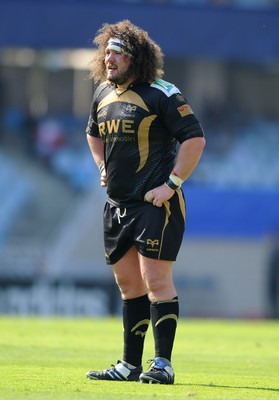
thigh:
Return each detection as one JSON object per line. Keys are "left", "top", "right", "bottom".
{"left": 139, "top": 255, "right": 177, "bottom": 302}
{"left": 112, "top": 246, "right": 147, "bottom": 300}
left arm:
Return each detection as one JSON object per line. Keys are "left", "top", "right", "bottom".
{"left": 144, "top": 136, "right": 205, "bottom": 207}
{"left": 172, "top": 136, "right": 206, "bottom": 181}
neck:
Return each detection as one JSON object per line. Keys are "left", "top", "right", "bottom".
{"left": 116, "top": 77, "right": 135, "bottom": 92}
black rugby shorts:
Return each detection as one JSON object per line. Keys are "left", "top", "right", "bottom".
{"left": 103, "top": 190, "right": 186, "bottom": 265}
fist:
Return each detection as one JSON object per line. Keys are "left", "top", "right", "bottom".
{"left": 144, "top": 184, "right": 174, "bottom": 207}
{"left": 100, "top": 169, "right": 107, "bottom": 187}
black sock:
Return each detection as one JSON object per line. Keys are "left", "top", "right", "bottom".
{"left": 150, "top": 297, "right": 179, "bottom": 362}
{"left": 122, "top": 294, "right": 150, "bottom": 367}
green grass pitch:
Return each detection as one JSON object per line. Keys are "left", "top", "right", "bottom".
{"left": 0, "top": 316, "right": 278, "bottom": 399}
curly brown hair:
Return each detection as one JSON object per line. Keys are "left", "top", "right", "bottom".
{"left": 90, "top": 20, "right": 164, "bottom": 84}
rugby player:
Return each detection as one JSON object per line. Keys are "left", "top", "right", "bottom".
{"left": 85, "top": 20, "right": 205, "bottom": 384}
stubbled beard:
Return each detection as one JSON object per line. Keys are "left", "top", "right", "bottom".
{"left": 107, "top": 64, "right": 134, "bottom": 85}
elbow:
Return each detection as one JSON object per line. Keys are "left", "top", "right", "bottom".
{"left": 200, "top": 136, "right": 206, "bottom": 150}
{"left": 190, "top": 135, "right": 206, "bottom": 152}
{"left": 86, "top": 133, "right": 92, "bottom": 143}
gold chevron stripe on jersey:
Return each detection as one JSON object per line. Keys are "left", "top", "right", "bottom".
{"left": 96, "top": 89, "right": 158, "bottom": 172}
{"left": 136, "top": 115, "right": 157, "bottom": 172}
{"left": 97, "top": 90, "right": 150, "bottom": 113}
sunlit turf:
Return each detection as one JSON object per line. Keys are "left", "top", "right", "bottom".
{"left": 0, "top": 316, "right": 278, "bottom": 399}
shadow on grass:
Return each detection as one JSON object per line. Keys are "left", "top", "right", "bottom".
{"left": 185, "top": 383, "right": 279, "bottom": 392}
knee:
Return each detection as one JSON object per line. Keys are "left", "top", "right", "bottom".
{"left": 145, "top": 273, "right": 165, "bottom": 296}
{"left": 114, "top": 275, "right": 131, "bottom": 296}
{"left": 114, "top": 275, "right": 146, "bottom": 299}
{"left": 143, "top": 271, "right": 176, "bottom": 302}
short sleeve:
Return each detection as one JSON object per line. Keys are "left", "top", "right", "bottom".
{"left": 159, "top": 92, "right": 205, "bottom": 144}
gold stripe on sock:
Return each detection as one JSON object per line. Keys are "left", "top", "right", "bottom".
{"left": 155, "top": 314, "right": 178, "bottom": 327}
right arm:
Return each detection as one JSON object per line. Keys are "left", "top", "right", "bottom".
{"left": 87, "top": 134, "right": 107, "bottom": 187}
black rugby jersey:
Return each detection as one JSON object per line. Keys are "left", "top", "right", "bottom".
{"left": 86, "top": 79, "right": 204, "bottom": 206}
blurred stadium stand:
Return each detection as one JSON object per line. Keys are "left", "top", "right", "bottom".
{"left": 0, "top": 152, "right": 33, "bottom": 246}
{"left": 1, "top": 0, "right": 279, "bottom": 62}
{"left": 0, "top": 0, "right": 279, "bottom": 318}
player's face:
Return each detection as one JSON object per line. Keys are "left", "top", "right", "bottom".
{"left": 104, "top": 49, "right": 134, "bottom": 85}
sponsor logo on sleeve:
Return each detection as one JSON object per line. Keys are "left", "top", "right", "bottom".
{"left": 177, "top": 104, "right": 193, "bottom": 117}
